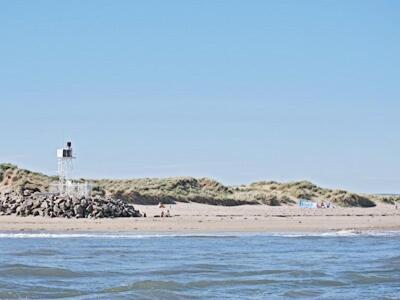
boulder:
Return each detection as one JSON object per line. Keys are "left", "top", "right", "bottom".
{"left": 0, "top": 191, "right": 142, "bottom": 219}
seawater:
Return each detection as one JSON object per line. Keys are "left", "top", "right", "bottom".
{"left": 0, "top": 231, "right": 399, "bottom": 299}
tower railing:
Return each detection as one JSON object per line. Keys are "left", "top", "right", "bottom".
{"left": 49, "top": 182, "right": 92, "bottom": 198}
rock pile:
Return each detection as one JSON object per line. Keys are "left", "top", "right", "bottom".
{"left": 0, "top": 191, "right": 142, "bottom": 218}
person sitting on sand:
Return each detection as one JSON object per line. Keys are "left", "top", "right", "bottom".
{"left": 166, "top": 210, "right": 171, "bottom": 217}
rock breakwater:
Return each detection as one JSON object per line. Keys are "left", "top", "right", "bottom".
{"left": 0, "top": 191, "right": 142, "bottom": 218}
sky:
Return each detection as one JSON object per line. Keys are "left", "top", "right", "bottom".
{"left": 1, "top": 0, "right": 399, "bottom": 193}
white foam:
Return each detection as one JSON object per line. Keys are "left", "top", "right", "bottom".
{"left": 0, "top": 232, "right": 242, "bottom": 239}
{"left": 0, "top": 233, "right": 168, "bottom": 239}
{"left": 0, "top": 230, "right": 399, "bottom": 239}
{"left": 269, "top": 230, "right": 400, "bottom": 237}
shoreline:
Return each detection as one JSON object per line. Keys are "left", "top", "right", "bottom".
{"left": 1, "top": 202, "right": 399, "bottom": 234}
{"left": 1, "top": 229, "right": 400, "bottom": 237}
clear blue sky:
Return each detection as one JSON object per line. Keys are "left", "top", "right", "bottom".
{"left": 1, "top": 1, "right": 399, "bottom": 193}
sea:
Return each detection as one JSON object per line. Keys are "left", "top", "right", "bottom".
{"left": 0, "top": 231, "right": 399, "bottom": 299}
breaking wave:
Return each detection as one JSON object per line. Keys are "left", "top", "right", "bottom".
{"left": 0, "top": 230, "right": 399, "bottom": 239}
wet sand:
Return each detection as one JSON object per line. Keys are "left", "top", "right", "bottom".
{"left": 0, "top": 202, "right": 399, "bottom": 233}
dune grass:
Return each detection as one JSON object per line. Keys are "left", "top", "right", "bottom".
{"left": 1, "top": 163, "right": 399, "bottom": 207}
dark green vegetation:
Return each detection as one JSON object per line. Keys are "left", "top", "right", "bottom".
{"left": 1, "top": 163, "right": 398, "bottom": 207}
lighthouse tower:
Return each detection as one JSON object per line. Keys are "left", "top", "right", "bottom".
{"left": 54, "top": 142, "right": 91, "bottom": 197}
{"left": 57, "top": 141, "right": 75, "bottom": 195}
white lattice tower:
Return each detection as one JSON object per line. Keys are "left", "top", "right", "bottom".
{"left": 57, "top": 142, "right": 75, "bottom": 195}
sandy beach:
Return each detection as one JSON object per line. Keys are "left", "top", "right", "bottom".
{"left": 1, "top": 202, "right": 399, "bottom": 233}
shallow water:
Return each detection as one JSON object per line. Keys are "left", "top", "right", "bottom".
{"left": 0, "top": 231, "right": 399, "bottom": 299}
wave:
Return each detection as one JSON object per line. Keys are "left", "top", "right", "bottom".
{"left": 104, "top": 280, "right": 185, "bottom": 293}
{"left": 268, "top": 230, "right": 400, "bottom": 237}
{"left": 0, "top": 230, "right": 399, "bottom": 239}
{"left": 0, "top": 233, "right": 172, "bottom": 239}
{"left": 0, "top": 263, "right": 92, "bottom": 278}
{"left": 0, "top": 232, "right": 244, "bottom": 239}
